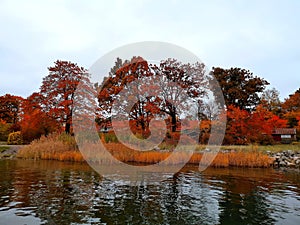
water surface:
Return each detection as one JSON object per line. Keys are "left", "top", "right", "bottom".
{"left": 0, "top": 160, "right": 299, "bottom": 224}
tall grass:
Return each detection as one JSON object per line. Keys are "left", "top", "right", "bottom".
{"left": 17, "top": 134, "right": 273, "bottom": 167}
{"left": 17, "top": 133, "right": 84, "bottom": 162}
{"left": 79, "top": 143, "right": 272, "bottom": 168}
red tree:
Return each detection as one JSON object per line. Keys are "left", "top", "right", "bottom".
{"left": 0, "top": 94, "right": 23, "bottom": 131}
{"left": 40, "top": 60, "right": 91, "bottom": 133}
{"left": 20, "top": 93, "right": 59, "bottom": 143}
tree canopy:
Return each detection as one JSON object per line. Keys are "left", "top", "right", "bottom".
{"left": 211, "top": 67, "right": 269, "bottom": 111}
{"left": 40, "top": 60, "right": 91, "bottom": 134}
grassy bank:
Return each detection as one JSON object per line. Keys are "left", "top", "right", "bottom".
{"left": 219, "top": 144, "right": 300, "bottom": 153}
{"left": 17, "top": 133, "right": 274, "bottom": 168}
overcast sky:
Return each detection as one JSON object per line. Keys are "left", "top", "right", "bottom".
{"left": 0, "top": 0, "right": 299, "bottom": 100}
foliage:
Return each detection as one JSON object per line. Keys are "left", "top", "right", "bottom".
{"left": 0, "top": 94, "right": 23, "bottom": 134}
{"left": 281, "top": 89, "right": 300, "bottom": 129}
{"left": 224, "top": 105, "right": 287, "bottom": 145}
{"left": 101, "top": 132, "right": 119, "bottom": 143}
{"left": 0, "top": 119, "right": 11, "bottom": 141}
{"left": 98, "top": 56, "right": 155, "bottom": 134}
{"left": 150, "top": 59, "right": 207, "bottom": 132}
{"left": 40, "top": 60, "right": 92, "bottom": 134}
{"left": 260, "top": 88, "right": 282, "bottom": 115}
{"left": 20, "top": 93, "right": 60, "bottom": 143}
{"left": 98, "top": 57, "right": 207, "bottom": 134}
{"left": 2, "top": 58, "right": 300, "bottom": 148}
{"left": 211, "top": 67, "right": 269, "bottom": 111}
{"left": 282, "top": 88, "right": 300, "bottom": 113}
{"left": 7, "top": 131, "right": 22, "bottom": 145}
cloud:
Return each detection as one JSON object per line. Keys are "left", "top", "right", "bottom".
{"left": 0, "top": 0, "right": 299, "bottom": 99}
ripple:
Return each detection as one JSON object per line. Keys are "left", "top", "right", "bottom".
{"left": 0, "top": 160, "right": 300, "bottom": 224}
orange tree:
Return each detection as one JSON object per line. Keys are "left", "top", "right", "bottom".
{"left": 282, "top": 88, "right": 300, "bottom": 128}
{"left": 97, "top": 56, "right": 156, "bottom": 135}
{"left": 0, "top": 94, "right": 23, "bottom": 133}
{"left": 20, "top": 92, "right": 59, "bottom": 143}
{"left": 98, "top": 57, "right": 207, "bottom": 134}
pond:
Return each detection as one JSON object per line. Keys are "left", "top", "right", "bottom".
{"left": 0, "top": 159, "right": 299, "bottom": 225}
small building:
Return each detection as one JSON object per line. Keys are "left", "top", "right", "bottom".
{"left": 272, "top": 128, "right": 297, "bottom": 144}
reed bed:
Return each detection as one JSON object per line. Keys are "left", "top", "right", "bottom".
{"left": 17, "top": 135, "right": 273, "bottom": 167}
{"left": 17, "top": 133, "right": 84, "bottom": 162}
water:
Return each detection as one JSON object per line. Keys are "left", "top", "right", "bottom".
{"left": 0, "top": 160, "right": 299, "bottom": 225}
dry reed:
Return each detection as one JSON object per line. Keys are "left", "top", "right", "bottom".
{"left": 17, "top": 136, "right": 273, "bottom": 167}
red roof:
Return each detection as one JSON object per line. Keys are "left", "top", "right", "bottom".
{"left": 272, "top": 128, "right": 296, "bottom": 135}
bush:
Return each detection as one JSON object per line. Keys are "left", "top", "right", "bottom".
{"left": 0, "top": 121, "right": 11, "bottom": 141}
{"left": 102, "top": 132, "right": 119, "bottom": 143}
{"left": 58, "top": 132, "right": 78, "bottom": 148}
{"left": 249, "top": 134, "right": 274, "bottom": 145}
{"left": 7, "top": 131, "right": 22, "bottom": 145}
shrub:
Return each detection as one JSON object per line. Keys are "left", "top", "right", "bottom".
{"left": 7, "top": 131, "right": 22, "bottom": 145}
{"left": 251, "top": 134, "right": 274, "bottom": 145}
{"left": 103, "top": 132, "right": 119, "bottom": 143}
{"left": 58, "top": 132, "right": 78, "bottom": 149}
{"left": 0, "top": 121, "right": 11, "bottom": 141}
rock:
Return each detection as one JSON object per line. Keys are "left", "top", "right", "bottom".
{"left": 287, "top": 150, "right": 294, "bottom": 155}
{"left": 153, "top": 146, "right": 160, "bottom": 151}
{"left": 268, "top": 150, "right": 300, "bottom": 168}
{"left": 293, "top": 156, "right": 299, "bottom": 161}
{"left": 279, "top": 161, "right": 286, "bottom": 167}
{"left": 287, "top": 162, "right": 296, "bottom": 167}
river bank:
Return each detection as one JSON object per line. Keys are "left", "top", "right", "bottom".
{"left": 0, "top": 145, "right": 23, "bottom": 159}
{"left": 269, "top": 150, "right": 300, "bottom": 168}
{"left": 2, "top": 140, "right": 300, "bottom": 169}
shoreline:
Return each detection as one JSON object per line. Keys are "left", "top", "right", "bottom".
{"left": 2, "top": 143, "right": 300, "bottom": 170}
{"left": 0, "top": 145, "right": 23, "bottom": 159}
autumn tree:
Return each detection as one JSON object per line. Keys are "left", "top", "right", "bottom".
{"left": 224, "top": 105, "right": 250, "bottom": 145}
{"left": 282, "top": 88, "right": 300, "bottom": 128}
{"left": 248, "top": 104, "right": 287, "bottom": 144}
{"left": 98, "top": 57, "right": 208, "bottom": 134}
{"left": 40, "top": 60, "right": 90, "bottom": 134}
{"left": 0, "top": 94, "right": 23, "bottom": 132}
{"left": 211, "top": 67, "right": 269, "bottom": 111}
{"left": 150, "top": 58, "right": 207, "bottom": 132}
{"left": 224, "top": 104, "right": 288, "bottom": 145}
{"left": 20, "top": 93, "right": 59, "bottom": 143}
{"left": 0, "top": 119, "right": 10, "bottom": 141}
{"left": 282, "top": 88, "right": 300, "bottom": 113}
{"left": 97, "top": 56, "right": 157, "bottom": 135}
{"left": 260, "top": 88, "right": 282, "bottom": 115}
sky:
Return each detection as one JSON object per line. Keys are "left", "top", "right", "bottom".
{"left": 0, "top": 0, "right": 299, "bottom": 100}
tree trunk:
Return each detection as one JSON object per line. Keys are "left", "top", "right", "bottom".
{"left": 65, "top": 122, "right": 71, "bottom": 134}
{"left": 171, "top": 113, "right": 177, "bottom": 132}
